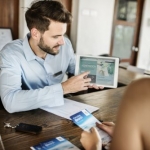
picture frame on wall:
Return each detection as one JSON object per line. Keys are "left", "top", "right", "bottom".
{"left": 0, "top": 28, "right": 13, "bottom": 51}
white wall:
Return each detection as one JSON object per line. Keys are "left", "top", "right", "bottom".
{"left": 19, "top": 0, "right": 31, "bottom": 38}
{"left": 70, "top": 0, "right": 115, "bottom": 56}
{"left": 137, "top": 0, "right": 150, "bottom": 70}
{"left": 70, "top": 0, "right": 79, "bottom": 51}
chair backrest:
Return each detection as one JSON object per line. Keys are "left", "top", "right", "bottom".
{"left": 0, "top": 69, "right": 4, "bottom": 109}
{"left": 0, "top": 97, "right": 4, "bottom": 110}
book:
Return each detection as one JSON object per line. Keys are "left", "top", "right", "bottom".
{"left": 30, "top": 136, "right": 80, "bottom": 150}
{"left": 70, "top": 109, "right": 111, "bottom": 144}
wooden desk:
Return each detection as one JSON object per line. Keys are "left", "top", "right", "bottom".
{"left": 0, "top": 87, "right": 126, "bottom": 150}
{"left": 118, "top": 68, "right": 150, "bottom": 85}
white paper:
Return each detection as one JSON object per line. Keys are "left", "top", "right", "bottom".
{"left": 41, "top": 98, "right": 99, "bottom": 120}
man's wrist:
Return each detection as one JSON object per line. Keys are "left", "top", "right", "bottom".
{"left": 61, "top": 82, "right": 68, "bottom": 94}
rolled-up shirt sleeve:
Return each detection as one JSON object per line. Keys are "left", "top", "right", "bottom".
{"left": 0, "top": 51, "right": 64, "bottom": 113}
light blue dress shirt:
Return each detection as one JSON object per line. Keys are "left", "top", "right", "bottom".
{"left": 0, "top": 34, "right": 75, "bottom": 113}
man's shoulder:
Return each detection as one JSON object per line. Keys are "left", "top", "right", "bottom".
{"left": 0, "top": 39, "right": 25, "bottom": 62}
{"left": 1, "top": 39, "right": 23, "bottom": 55}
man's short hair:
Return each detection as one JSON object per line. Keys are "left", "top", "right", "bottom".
{"left": 25, "top": 0, "right": 72, "bottom": 33}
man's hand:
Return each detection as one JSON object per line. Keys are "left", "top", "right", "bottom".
{"left": 61, "top": 71, "right": 91, "bottom": 94}
{"left": 80, "top": 127, "right": 102, "bottom": 150}
{"left": 88, "top": 84, "right": 104, "bottom": 90}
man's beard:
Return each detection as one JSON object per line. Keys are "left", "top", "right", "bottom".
{"left": 38, "top": 37, "right": 60, "bottom": 55}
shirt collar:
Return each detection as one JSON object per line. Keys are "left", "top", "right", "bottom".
{"left": 23, "top": 33, "right": 36, "bottom": 61}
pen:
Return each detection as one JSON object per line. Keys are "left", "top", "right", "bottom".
{"left": 0, "top": 135, "right": 5, "bottom": 150}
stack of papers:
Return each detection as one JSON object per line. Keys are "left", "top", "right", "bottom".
{"left": 41, "top": 98, "right": 99, "bottom": 120}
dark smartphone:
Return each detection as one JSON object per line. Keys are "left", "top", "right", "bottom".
{"left": 15, "top": 123, "right": 42, "bottom": 134}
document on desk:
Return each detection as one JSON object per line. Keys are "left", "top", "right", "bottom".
{"left": 41, "top": 98, "right": 99, "bottom": 120}
{"left": 31, "top": 136, "right": 80, "bottom": 150}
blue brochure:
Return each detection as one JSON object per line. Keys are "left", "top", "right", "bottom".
{"left": 70, "top": 109, "right": 111, "bottom": 144}
{"left": 30, "top": 136, "right": 80, "bottom": 150}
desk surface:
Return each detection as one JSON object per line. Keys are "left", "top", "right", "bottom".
{"left": 118, "top": 68, "right": 150, "bottom": 85}
{"left": 0, "top": 87, "right": 126, "bottom": 150}
{"left": 0, "top": 69, "right": 149, "bottom": 150}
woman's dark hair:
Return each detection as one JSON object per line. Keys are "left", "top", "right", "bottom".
{"left": 25, "top": 0, "right": 72, "bottom": 33}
